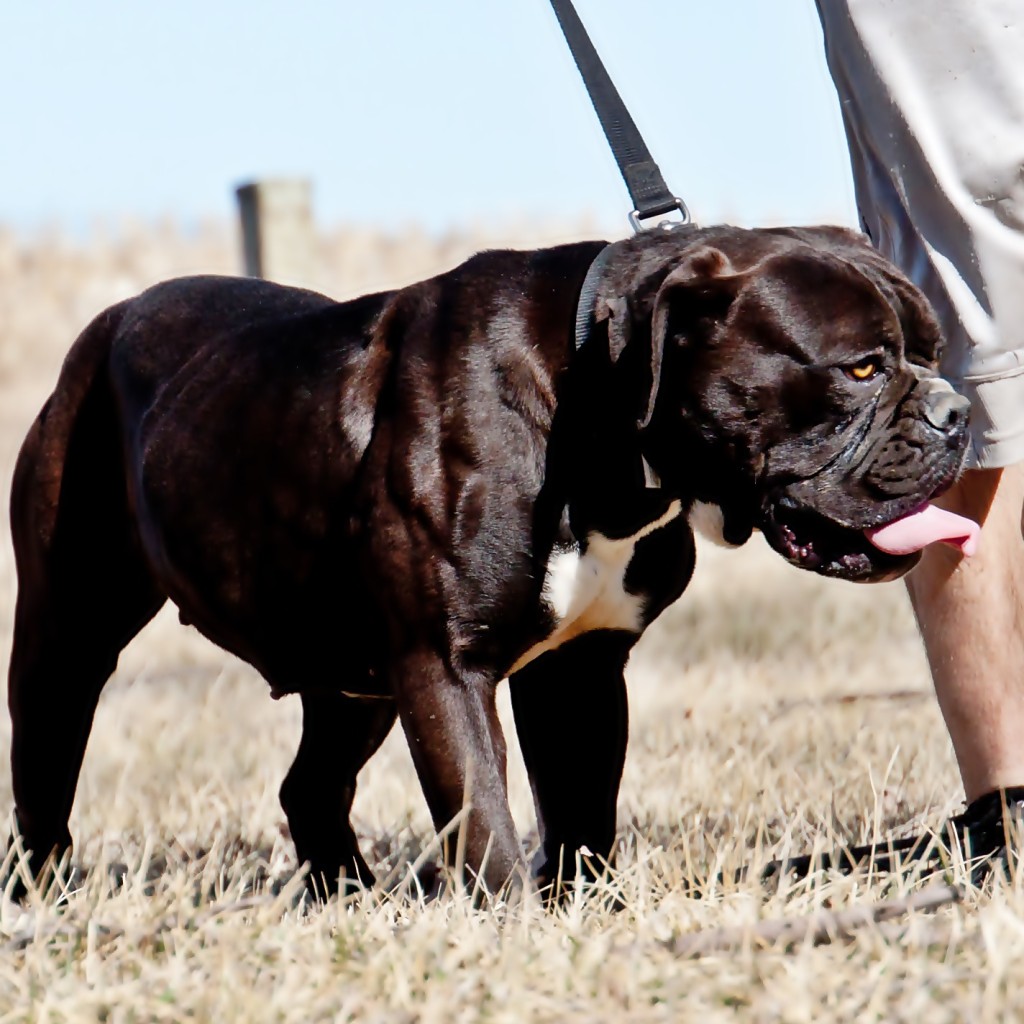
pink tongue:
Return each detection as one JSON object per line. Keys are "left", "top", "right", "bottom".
{"left": 865, "top": 504, "right": 980, "bottom": 557}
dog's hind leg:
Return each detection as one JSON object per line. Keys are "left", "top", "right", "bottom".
{"left": 6, "top": 307, "right": 165, "bottom": 897}
{"left": 509, "top": 631, "right": 633, "bottom": 897}
{"left": 279, "top": 691, "right": 396, "bottom": 898}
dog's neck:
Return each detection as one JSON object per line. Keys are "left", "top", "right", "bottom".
{"left": 553, "top": 237, "right": 759, "bottom": 549}
{"left": 640, "top": 418, "right": 759, "bottom": 547}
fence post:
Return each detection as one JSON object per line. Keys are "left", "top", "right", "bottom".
{"left": 235, "top": 179, "right": 315, "bottom": 287}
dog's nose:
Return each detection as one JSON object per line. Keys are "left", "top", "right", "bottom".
{"left": 922, "top": 388, "right": 970, "bottom": 433}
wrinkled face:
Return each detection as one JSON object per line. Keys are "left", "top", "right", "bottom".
{"left": 638, "top": 233, "right": 970, "bottom": 581}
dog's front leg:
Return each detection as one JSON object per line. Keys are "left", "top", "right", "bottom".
{"left": 393, "top": 650, "right": 523, "bottom": 897}
{"left": 509, "top": 630, "right": 633, "bottom": 895}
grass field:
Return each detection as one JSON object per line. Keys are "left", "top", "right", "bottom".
{"left": 0, "top": 221, "right": 1020, "bottom": 1022}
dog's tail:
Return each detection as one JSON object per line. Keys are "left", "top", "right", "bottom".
{"left": 10, "top": 300, "right": 134, "bottom": 572}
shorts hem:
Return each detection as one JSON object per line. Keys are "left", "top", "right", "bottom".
{"left": 961, "top": 373, "right": 1024, "bottom": 470}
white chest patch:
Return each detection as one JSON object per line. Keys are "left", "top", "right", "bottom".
{"left": 509, "top": 500, "right": 682, "bottom": 675}
{"left": 688, "top": 500, "right": 741, "bottom": 548}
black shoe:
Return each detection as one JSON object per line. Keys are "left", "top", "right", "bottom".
{"left": 761, "top": 786, "right": 1024, "bottom": 885}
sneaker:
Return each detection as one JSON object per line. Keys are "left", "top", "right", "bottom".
{"left": 761, "top": 786, "right": 1024, "bottom": 884}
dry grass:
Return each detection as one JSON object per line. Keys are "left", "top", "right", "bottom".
{"left": 0, "top": 220, "right": 1019, "bottom": 1022}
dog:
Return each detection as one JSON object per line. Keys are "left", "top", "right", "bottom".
{"left": 4, "top": 224, "right": 971, "bottom": 899}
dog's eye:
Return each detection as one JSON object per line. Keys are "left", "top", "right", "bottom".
{"left": 844, "top": 357, "right": 880, "bottom": 382}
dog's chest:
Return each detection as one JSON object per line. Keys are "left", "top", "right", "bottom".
{"left": 510, "top": 500, "right": 682, "bottom": 674}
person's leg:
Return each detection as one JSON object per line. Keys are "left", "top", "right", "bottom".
{"left": 815, "top": 0, "right": 1024, "bottom": 806}
{"left": 905, "top": 464, "right": 1024, "bottom": 803}
{"left": 761, "top": 463, "right": 1024, "bottom": 883}
{"left": 774, "top": 2, "right": 1024, "bottom": 880}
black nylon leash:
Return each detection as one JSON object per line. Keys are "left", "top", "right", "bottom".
{"left": 548, "top": 0, "right": 691, "bottom": 232}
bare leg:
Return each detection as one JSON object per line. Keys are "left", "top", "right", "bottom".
{"left": 760, "top": 467, "right": 1024, "bottom": 883}
{"left": 905, "top": 464, "right": 1024, "bottom": 801}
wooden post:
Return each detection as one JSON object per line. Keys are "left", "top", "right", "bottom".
{"left": 235, "top": 179, "right": 315, "bottom": 287}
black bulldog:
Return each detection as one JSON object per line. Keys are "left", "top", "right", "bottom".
{"left": 5, "top": 225, "right": 972, "bottom": 899}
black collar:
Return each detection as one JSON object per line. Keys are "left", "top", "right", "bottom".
{"left": 573, "top": 244, "right": 613, "bottom": 351}
{"left": 571, "top": 244, "right": 662, "bottom": 490}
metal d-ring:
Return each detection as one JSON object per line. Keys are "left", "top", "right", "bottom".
{"left": 628, "top": 197, "right": 692, "bottom": 234}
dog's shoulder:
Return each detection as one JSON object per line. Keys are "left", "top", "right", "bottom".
{"left": 447, "top": 241, "right": 609, "bottom": 284}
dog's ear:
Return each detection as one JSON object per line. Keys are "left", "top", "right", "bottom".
{"left": 888, "top": 274, "right": 945, "bottom": 372}
{"left": 605, "top": 246, "right": 743, "bottom": 429}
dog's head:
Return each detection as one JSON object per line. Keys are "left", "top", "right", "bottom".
{"left": 593, "top": 225, "right": 971, "bottom": 582}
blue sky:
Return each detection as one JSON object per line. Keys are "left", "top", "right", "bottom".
{"left": 2, "top": 0, "right": 859, "bottom": 236}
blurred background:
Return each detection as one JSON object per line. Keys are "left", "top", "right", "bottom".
{"left": 0, "top": 0, "right": 860, "bottom": 436}
{"left": 3, "top": 0, "right": 856, "bottom": 236}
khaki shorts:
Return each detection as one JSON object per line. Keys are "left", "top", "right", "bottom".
{"left": 816, "top": 0, "right": 1024, "bottom": 468}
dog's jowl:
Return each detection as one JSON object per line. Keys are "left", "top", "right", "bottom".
{"left": 5, "top": 225, "right": 975, "bottom": 899}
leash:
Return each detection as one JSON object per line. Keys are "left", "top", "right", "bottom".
{"left": 548, "top": 0, "right": 692, "bottom": 233}
{"left": 551, "top": 0, "right": 695, "bottom": 348}
{"left": 549, "top": 0, "right": 680, "bottom": 489}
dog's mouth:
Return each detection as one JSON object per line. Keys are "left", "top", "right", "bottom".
{"left": 762, "top": 496, "right": 979, "bottom": 581}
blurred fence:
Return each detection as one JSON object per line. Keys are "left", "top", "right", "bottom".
{"left": 236, "top": 180, "right": 316, "bottom": 288}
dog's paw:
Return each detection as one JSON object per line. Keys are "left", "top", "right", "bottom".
{"left": 0, "top": 890, "right": 36, "bottom": 943}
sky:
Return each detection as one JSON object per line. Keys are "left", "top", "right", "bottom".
{"left": 2, "top": 0, "right": 859, "bottom": 238}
